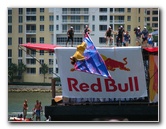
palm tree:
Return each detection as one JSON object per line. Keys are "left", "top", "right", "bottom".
{"left": 17, "top": 62, "right": 27, "bottom": 82}
{"left": 40, "top": 63, "right": 49, "bottom": 83}
{"left": 8, "top": 63, "right": 18, "bottom": 82}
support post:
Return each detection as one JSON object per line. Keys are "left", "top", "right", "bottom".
{"left": 51, "top": 78, "right": 56, "bottom": 105}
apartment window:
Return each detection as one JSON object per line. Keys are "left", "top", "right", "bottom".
{"left": 127, "top": 25, "right": 131, "bottom": 31}
{"left": 56, "top": 15, "right": 59, "bottom": 20}
{"left": 99, "top": 8, "right": 107, "bottom": 12}
{"left": 152, "top": 17, "right": 158, "bottom": 21}
{"left": 18, "top": 37, "right": 23, "bottom": 44}
{"left": 84, "top": 16, "right": 88, "bottom": 22}
{"left": 92, "top": 25, "right": 95, "bottom": 31}
{"left": 39, "top": 59, "right": 44, "bottom": 64}
{"left": 49, "top": 59, "right": 53, "bottom": 65}
{"left": 8, "top": 59, "right": 12, "bottom": 66}
{"left": 92, "top": 15, "right": 95, "bottom": 21}
{"left": 19, "top": 16, "right": 23, "bottom": 23}
{"left": 147, "top": 17, "right": 150, "bottom": 21}
{"left": 18, "top": 59, "right": 22, "bottom": 64}
{"left": 152, "top": 23, "right": 158, "bottom": 27}
{"left": 26, "top": 16, "right": 36, "bottom": 21}
{"left": 49, "top": 68, "right": 53, "bottom": 74}
{"left": 152, "top": 11, "right": 158, "bottom": 15}
{"left": 138, "top": 17, "right": 140, "bottom": 22}
{"left": 27, "top": 68, "right": 36, "bottom": 74}
{"left": 8, "top": 10, "right": 12, "bottom": 15}
{"left": 40, "top": 16, "right": 44, "bottom": 21}
{"left": 138, "top": 8, "right": 140, "bottom": 14}
{"left": 56, "top": 68, "right": 58, "bottom": 73}
{"left": 49, "top": 25, "right": 54, "bottom": 31}
{"left": 127, "top": 8, "right": 131, "bottom": 12}
{"left": 31, "top": 38, "right": 36, "bottom": 43}
{"left": 18, "top": 49, "right": 22, "bottom": 57}
{"left": 147, "top": 23, "right": 150, "bottom": 26}
{"left": 8, "top": 37, "right": 12, "bottom": 45}
{"left": 18, "top": 25, "right": 23, "bottom": 33}
{"left": 8, "top": 49, "right": 12, "bottom": 57}
{"left": 84, "top": 8, "right": 89, "bottom": 14}
{"left": 26, "top": 59, "right": 36, "bottom": 65}
{"left": 40, "top": 25, "right": 44, "bottom": 31}
{"left": 40, "top": 50, "right": 44, "bottom": 55}
{"left": 99, "top": 25, "right": 107, "bottom": 31}
{"left": 99, "top": 37, "right": 106, "bottom": 44}
{"left": 26, "top": 37, "right": 36, "bottom": 43}
{"left": 40, "top": 8, "right": 44, "bottom": 12}
{"left": 99, "top": 16, "right": 107, "bottom": 21}
{"left": 40, "top": 37, "right": 44, "bottom": 43}
{"left": 147, "top": 11, "right": 150, "bottom": 15}
{"left": 49, "top": 15, "right": 54, "bottom": 21}
{"left": 8, "top": 16, "right": 12, "bottom": 23}
{"left": 56, "top": 25, "right": 59, "bottom": 31}
{"left": 49, "top": 52, "right": 53, "bottom": 56}
{"left": 30, "top": 50, "right": 36, "bottom": 56}
{"left": 127, "top": 16, "right": 131, "bottom": 21}
{"left": 18, "top": 8, "right": 23, "bottom": 14}
{"left": 110, "top": 8, "right": 113, "bottom": 12}
{"left": 62, "top": 25, "right": 67, "bottom": 32}
{"left": 8, "top": 25, "right": 12, "bottom": 33}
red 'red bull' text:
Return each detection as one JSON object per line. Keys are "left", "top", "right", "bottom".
{"left": 67, "top": 77, "right": 139, "bottom": 92}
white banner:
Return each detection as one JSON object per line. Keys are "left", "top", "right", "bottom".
{"left": 55, "top": 47, "right": 147, "bottom": 99}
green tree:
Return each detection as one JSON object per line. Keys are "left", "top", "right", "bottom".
{"left": 8, "top": 63, "right": 18, "bottom": 82}
{"left": 40, "top": 63, "right": 49, "bottom": 83}
{"left": 17, "top": 62, "right": 27, "bottom": 82}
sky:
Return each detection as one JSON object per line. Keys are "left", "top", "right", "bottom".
{"left": 1, "top": 0, "right": 164, "bottom": 128}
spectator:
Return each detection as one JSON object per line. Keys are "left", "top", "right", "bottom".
{"left": 117, "top": 25, "right": 125, "bottom": 47}
{"left": 142, "top": 26, "right": 149, "bottom": 47}
{"left": 147, "top": 33, "right": 153, "bottom": 47}
{"left": 66, "top": 26, "right": 74, "bottom": 47}
{"left": 84, "top": 25, "right": 91, "bottom": 37}
{"left": 123, "top": 31, "right": 130, "bottom": 46}
{"left": 135, "top": 27, "right": 142, "bottom": 46}
{"left": 105, "top": 26, "right": 113, "bottom": 46}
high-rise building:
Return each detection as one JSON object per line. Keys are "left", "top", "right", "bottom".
{"left": 8, "top": 8, "right": 159, "bottom": 83}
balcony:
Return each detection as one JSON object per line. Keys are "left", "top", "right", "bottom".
{"left": 62, "top": 19, "right": 89, "bottom": 24}
{"left": 26, "top": 30, "right": 36, "bottom": 34}
{"left": 26, "top": 11, "right": 36, "bottom": 15}
{"left": 114, "top": 20, "right": 125, "bottom": 24}
{"left": 62, "top": 11, "right": 89, "bottom": 15}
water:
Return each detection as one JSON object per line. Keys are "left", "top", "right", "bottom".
{"left": 8, "top": 92, "right": 52, "bottom": 121}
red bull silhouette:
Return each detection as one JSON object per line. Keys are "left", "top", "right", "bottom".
{"left": 101, "top": 54, "right": 130, "bottom": 71}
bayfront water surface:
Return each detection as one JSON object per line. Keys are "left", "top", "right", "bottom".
{"left": 8, "top": 92, "right": 52, "bottom": 121}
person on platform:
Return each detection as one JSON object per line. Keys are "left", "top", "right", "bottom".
{"left": 84, "top": 25, "right": 91, "bottom": 37}
{"left": 105, "top": 26, "right": 113, "bottom": 46}
{"left": 66, "top": 26, "right": 74, "bottom": 47}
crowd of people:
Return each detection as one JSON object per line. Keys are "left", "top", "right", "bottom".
{"left": 65, "top": 24, "right": 155, "bottom": 47}
{"left": 22, "top": 99, "right": 43, "bottom": 121}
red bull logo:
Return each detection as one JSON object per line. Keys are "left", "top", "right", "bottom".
{"left": 101, "top": 54, "right": 130, "bottom": 71}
